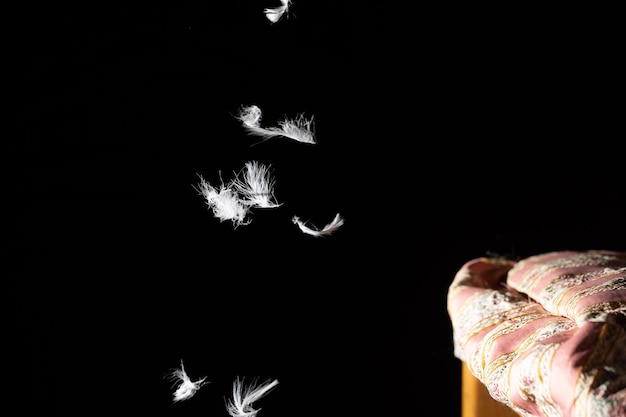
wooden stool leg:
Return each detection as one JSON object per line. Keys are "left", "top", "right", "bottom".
{"left": 461, "top": 362, "right": 520, "bottom": 417}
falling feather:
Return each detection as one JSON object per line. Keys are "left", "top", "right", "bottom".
{"left": 194, "top": 174, "right": 250, "bottom": 227}
{"left": 236, "top": 104, "right": 316, "bottom": 145}
{"left": 165, "top": 360, "right": 209, "bottom": 402}
{"left": 264, "top": 0, "right": 291, "bottom": 23}
{"left": 236, "top": 104, "right": 263, "bottom": 129}
{"left": 292, "top": 213, "right": 344, "bottom": 237}
{"left": 226, "top": 377, "right": 279, "bottom": 417}
{"left": 235, "top": 104, "right": 277, "bottom": 141}
{"left": 231, "top": 161, "right": 282, "bottom": 208}
{"left": 268, "top": 113, "right": 315, "bottom": 144}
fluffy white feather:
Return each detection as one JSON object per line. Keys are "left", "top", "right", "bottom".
{"left": 292, "top": 213, "right": 345, "bottom": 237}
{"left": 264, "top": 0, "right": 291, "bottom": 23}
{"left": 226, "top": 377, "right": 279, "bottom": 417}
{"left": 236, "top": 104, "right": 263, "bottom": 128}
{"left": 165, "top": 360, "right": 208, "bottom": 403}
{"left": 268, "top": 113, "right": 315, "bottom": 144}
{"left": 194, "top": 174, "right": 250, "bottom": 227}
{"left": 231, "top": 161, "right": 282, "bottom": 208}
{"left": 235, "top": 105, "right": 279, "bottom": 142}
{"left": 236, "top": 105, "right": 316, "bottom": 145}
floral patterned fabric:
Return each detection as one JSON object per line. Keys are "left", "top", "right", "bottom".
{"left": 447, "top": 250, "right": 626, "bottom": 417}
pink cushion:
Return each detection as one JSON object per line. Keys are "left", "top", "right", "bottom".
{"left": 448, "top": 250, "right": 626, "bottom": 416}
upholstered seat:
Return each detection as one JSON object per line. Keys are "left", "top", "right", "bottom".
{"left": 448, "top": 250, "right": 626, "bottom": 417}
{"left": 462, "top": 361, "right": 520, "bottom": 417}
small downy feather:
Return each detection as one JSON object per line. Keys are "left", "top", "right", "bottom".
{"left": 226, "top": 377, "right": 279, "bottom": 417}
{"left": 264, "top": 0, "right": 291, "bottom": 23}
{"left": 268, "top": 113, "right": 315, "bottom": 144}
{"left": 194, "top": 174, "right": 250, "bottom": 227}
{"left": 236, "top": 104, "right": 316, "bottom": 145}
{"left": 165, "top": 360, "right": 209, "bottom": 403}
{"left": 235, "top": 105, "right": 276, "bottom": 141}
{"left": 292, "top": 213, "right": 345, "bottom": 237}
{"left": 236, "top": 104, "right": 263, "bottom": 129}
{"left": 231, "top": 161, "right": 282, "bottom": 208}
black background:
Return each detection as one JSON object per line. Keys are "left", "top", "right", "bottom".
{"left": 7, "top": 2, "right": 621, "bottom": 416}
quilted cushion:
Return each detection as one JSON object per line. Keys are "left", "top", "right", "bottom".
{"left": 447, "top": 250, "right": 626, "bottom": 417}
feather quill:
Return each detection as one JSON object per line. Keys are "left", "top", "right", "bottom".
{"left": 226, "top": 377, "right": 279, "bottom": 417}
{"left": 292, "top": 213, "right": 345, "bottom": 237}
{"left": 264, "top": 0, "right": 291, "bottom": 23}
{"left": 236, "top": 104, "right": 316, "bottom": 145}
{"left": 165, "top": 360, "right": 208, "bottom": 403}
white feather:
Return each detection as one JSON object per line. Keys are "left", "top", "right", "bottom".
{"left": 268, "top": 113, "right": 315, "bottom": 144}
{"left": 235, "top": 105, "right": 279, "bottom": 141}
{"left": 292, "top": 213, "right": 345, "bottom": 237}
{"left": 226, "top": 377, "right": 279, "bottom": 417}
{"left": 264, "top": 0, "right": 291, "bottom": 23}
{"left": 194, "top": 174, "right": 250, "bottom": 227}
{"left": 236, "top": 104, "right": 263, "bottom": 128}
{"left": 236, "top": 105, "right": 316, "bottom": 145}
{"left": 165, "top": 360, "right": 208, "bottom": 403}
{"left": 231, "top": 161, "right": 282, "bottom": 208}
